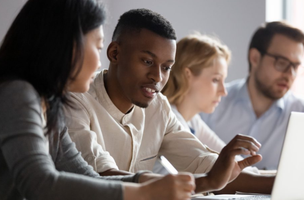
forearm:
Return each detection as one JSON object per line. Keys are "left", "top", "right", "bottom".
{"left": 215, "top": 172, "right": 274, "bottom": 194}
{"left": 100, "top": 168, "right": 133, "bottom": 176}
{"left": 194, "top": 173, "right": 218, "bottom": 193}
{"left": 123, "top": 183, "right": 146, "bottom": 200}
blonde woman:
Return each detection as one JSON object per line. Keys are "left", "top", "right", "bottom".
{"left": 162, "top": 33, "right": 259, "bottom": 174}
{"left": 162, "top": 33, "right": 230, "bottom": 152}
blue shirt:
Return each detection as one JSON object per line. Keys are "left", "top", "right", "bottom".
{"left": 200, "top": 78, "right": 304, "bottom": 170}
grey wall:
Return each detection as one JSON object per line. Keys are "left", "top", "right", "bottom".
{"left": 0, "top": 0, "right": 266, "bottom": 82}
{"left": 0, "top": 0, "right": 24, "bottom": 42}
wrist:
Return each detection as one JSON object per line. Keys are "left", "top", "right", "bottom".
{"left": 195, "top": 174, "right": 217, "bottom": 193}
{"left": 135, "top": 170, "right": 154, "bottom": 183}
{"left": 123, "top": 183, "right": 148, "bottom": 200}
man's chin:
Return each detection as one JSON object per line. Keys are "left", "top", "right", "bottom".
{"left": 133, "top": 100, "right": 150, "bottom": 108}
{"left": 265, "top": 90, "right": 287, "bottom": 100}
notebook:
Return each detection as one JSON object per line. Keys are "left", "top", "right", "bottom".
{"left": 192, "top": 111, "right": 304, "bottom": 200}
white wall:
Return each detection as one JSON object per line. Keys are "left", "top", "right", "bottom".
{"left": 0, "top": 0, "right": 266, "bottom": 82}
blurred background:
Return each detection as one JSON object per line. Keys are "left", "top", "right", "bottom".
{"left": 0, "top": 0, "right": 303, "bottom": 96}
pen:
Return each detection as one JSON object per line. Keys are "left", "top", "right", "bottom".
{"left": 158, "top": 155, "right": 178, "bottom": 174}
{"left": 158, "top": 155, "right": 195, "bottom": 195}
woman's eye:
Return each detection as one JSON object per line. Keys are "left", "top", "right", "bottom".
{"left": 212, "top": 78, "right": 219, "bottom": 83}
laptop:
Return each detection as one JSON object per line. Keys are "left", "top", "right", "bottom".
{"left": 192, "top": 111, "right": 304, "bottom": 200}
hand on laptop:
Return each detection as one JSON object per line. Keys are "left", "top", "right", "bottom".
{"left": 203, "top": 134, "right": 262, "bottom": 191}
{"left": 138, "top": 172, "right": 195, "bottom": 200}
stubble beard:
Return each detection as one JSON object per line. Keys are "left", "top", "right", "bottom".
{"left": 132, "top": 100, "right": 149, "bottom": 109}
{"left": 254, "top": 71, "right": 286, "bottom": 100}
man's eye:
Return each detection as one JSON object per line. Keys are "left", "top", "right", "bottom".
{"left": 143, "top": 60, "right": 153, "bottom": 66}
{"left": 163, "top": 66, "right": 172, "bottom": 71}
{"left": 277, "top": 59, "right": 289, "bottom": 67}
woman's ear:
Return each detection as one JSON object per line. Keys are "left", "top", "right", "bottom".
{"left": 107, "top": 42, "right": 120, "bottom": 63}
{"left": 184, "top": 67, "right": 193, "bottom": 80}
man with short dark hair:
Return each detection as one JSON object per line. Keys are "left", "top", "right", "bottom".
{"left": 201, "top": 21, "right": 304, "bottom": 170}
{"left": 65, "top": 8, "right": 274, "bottom": 194}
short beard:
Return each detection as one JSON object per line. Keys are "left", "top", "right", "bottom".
{"left": 132, "top": 100, "right": 149, "bottom": 108}
{"left": 254, "top": 72, "right": 285, "bottom": 100}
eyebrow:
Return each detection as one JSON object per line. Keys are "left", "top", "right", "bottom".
{"left": 141, "top": 50, "right": 175, "bottom": 63}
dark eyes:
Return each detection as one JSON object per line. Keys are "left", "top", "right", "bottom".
{"left": 143, "top": 59, "right": 153, "bottom": 66}
{"left": 142, "top": 59, "right": 171, "bottom": 72}
{"left": 163, "top": 66, "right": 172, "bottom": 71}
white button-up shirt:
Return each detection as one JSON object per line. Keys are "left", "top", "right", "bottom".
{"left": 65, "top": 70, "right": 218, "bottom": 174}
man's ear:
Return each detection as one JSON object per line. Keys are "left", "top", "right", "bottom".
{"left": 249, "top": 48, "right": 261, "bottom": 70}
{"left": 107, "top": 41, "right": 120, "bottom": 63}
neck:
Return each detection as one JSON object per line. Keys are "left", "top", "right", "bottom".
{"left": 104, "top": 67, "right": 133, "bottom": 114}
{"left": 175, "top": 96, "right": 198, "bottom": 122}
{"left": 247, "top": 76, "right": 275, "bottom": 118}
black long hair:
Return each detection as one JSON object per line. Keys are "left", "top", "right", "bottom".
{"left": 0, "top": 0, "right": 106, "bottom": 134}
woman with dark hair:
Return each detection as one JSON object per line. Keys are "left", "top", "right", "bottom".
{"left": 0, "top": 0, "right": 194, "bottom": 200}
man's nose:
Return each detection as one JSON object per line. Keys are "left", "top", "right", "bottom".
{"left": 148, "top": 65, "right": 162, "bottom": 83}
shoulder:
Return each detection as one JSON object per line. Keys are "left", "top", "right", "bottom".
{"left": 225, "top": 78, "right": 246, "bottom": 93}
{"left": 0, "top": 80, "right": 40, "bottom": 103}
{"left": 149, "top": 92, "right": 171, "bottom": 112}
{"left": 190, "top": 114, "right": 208, "bottom": 128}
{"left": 0, "top": 80, "right": 43, "bottom": 131}
{"left": 220, "top": 78, "right": 247, "bottom": 104}
{"left": 69, "top": 92, "right": 96, "bottom": 109}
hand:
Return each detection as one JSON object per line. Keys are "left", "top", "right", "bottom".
{"left": 138, "top": 172, "right": 162, "bottom": 183}
{"left": 206, "top": 134, "right": 262, "bottom": 191}
{"left": 141, "top": 173, "right": 195, "bottom": 200}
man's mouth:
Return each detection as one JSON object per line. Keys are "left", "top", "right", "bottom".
{"left": 145, "top": 87, "right": 156, "bottom": 93}
{"left": 142, "top": 86, "right": 159, "bottom": 99}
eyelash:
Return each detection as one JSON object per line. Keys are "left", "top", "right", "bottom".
{"left": 143, "top": 59, "right": 153, "bottom": 66}
{"left": 142, "top": 59, "right": 171, "bottom": 72}
{"left": 163, "top": 66, "right": 171, "bottom": 71}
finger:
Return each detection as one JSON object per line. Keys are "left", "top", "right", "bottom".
{"left": 228, "top": 139, "right": 260, "bottom": 153}
{"left": 181, "top": 182, "right": 195, "bottom": 193}
{"left": 175, "top": 175, "right": 196, "bottom": 194}
{"left": 177, "top": 190, "right": 192, "bottom": 200}
{"left": 237, "top": 154, "right": 262, "bottom": 170}
{"left": 178, "top": 178, "right": 195, "bottom": 192}
{"left": 232, "top": 134, "right": 261, "bottom": 148}
{"left": 176, "top": 173, "right": 194, "bottom": 182}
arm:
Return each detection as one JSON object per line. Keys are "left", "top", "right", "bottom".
{"left": 64, "top": 92, "right": 120, "bottom": 173}
{"left": 160, "top": 104, "right": 218, "bottom": 174}
{"left": 124, "top": 173, "right": 195, "bottom": 200}
{"left": 194, "top": 134, "right": 266, "bottom": 193}
{"left": 215, "top": 171, "right": 274, "bottom": 194}
{"left": 0, "top": 81, "right": 196, "bottom": 200}
{"left": 0, "top": 81, "right": 125, "bottom": 200}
